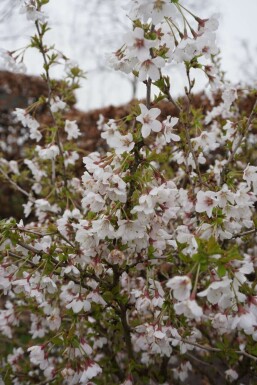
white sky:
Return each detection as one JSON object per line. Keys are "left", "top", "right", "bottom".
{"left": 0, "top": 0, "right": 257, "bottom": 111}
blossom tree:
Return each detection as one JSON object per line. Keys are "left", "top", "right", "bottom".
{"left": 0, "top": 1, "right": 257, "bottom": 385}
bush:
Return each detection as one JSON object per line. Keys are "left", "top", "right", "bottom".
{"left": 0, "top": 1, "right": 257, "bottom": 384}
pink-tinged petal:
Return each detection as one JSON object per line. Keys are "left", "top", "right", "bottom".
{"left": 152, "top": 56, "right": 166, "bottom": 68}
{"left": 136, "top": 115, "right": 144, "bottom": 124}
{"left": 83, "top": 300, "right": 91, "bottom": 312}
{"left": 138, "top": 49, "right": 151, "bottom": 62}
{"left": 154, "top": 330, "right": 165, "bottom": 339}
{"left": 171, "top": 133, "right": 180, "bottom": 141}
{"left": 138, "top": 66, "right": 148, "bottom": 81}
{"left": 148, "top": 65, "right": 160, "bottom": 81}
{"left": 151, "top": 120, "right": 162, "bottom": 132}
{"left": 149, "top": 107, "right": 161, "bottom": 120}
{"left": 134, "top": 27, "right": 144, "bottom": 39}
{"left": 142, "top": 124, "right": 151, "bottom": 138}
{"left": 169, "top": 117, "right": 179, "bottom": 126}
{"left": 139, "top": 103, "right": 148, "bottom": 115}
{"left": 73, "top": 300, "right": 84, "bottom": 313}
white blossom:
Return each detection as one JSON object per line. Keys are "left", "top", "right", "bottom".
{"left": 136, "top": 104, "right": 162, "bottom": 138}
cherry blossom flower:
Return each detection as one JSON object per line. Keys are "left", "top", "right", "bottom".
{"left": 64, "top": 150, "right": 80, "bottom": 166}
{"left": 128, "top": 0, "right": 178, "bottom": 24}
{"left": 225, "top": 369, "right": 238, "bottom": 382}
{"left": 0, "top": 49, "right": 26, "bottom": 73}
{"left": 201, "top": 14, "right": 220, "bottom": 32}
{"left": 166, "top": 276, "right": 192, "bottom": 301}
{"left": 195, "top": 190, "right": 218, "bottom": 218}
{"left": 64, "top": 120, "right": 81, "bottom": 140}
{"left": 125, "top": 27, "right": 155, "bottom": 61}
{"left": 63, "top": 265, "right": 80, "bottom": 276}
{"left": 82, "top": 192, "right": 105, "bottom": 213}
{"left": 13, "top": 108, "right": 42, "bottom": 142}
{"left": 217, "top": 184, "right": 235, "bottom": 208}
{"left": 231, "top": 311, "right": 257, "bottom": 335}
{"left": 174, "top": 299, "right": 203, "bottom": 320}
{"left": 136, "top": 103, "right": 162, "bottom": 138}
{"left": 112, "top": 133, "right": 135, "bottom": 155}
{"left": 191, "top": 130, "right": 219, "bottom": 152}
{"left": 66, "top": 297, "right": 91, "bottom": 313}
{"left": 173, "top": 361, "right": 192, "bottom": 382}
{"left": 107, "top": 50, "right": 137, "bottom": 74}
{"left": 20, "top": 2, "right": 47, "bottom": 22}
{"left": 107, "top": 249, "right": 126, "bottom": 266}
{"left": 137, "top": 56, "right": 165, "bottom": 81}
{"left": 36, "top": 144, "right": 60, "bottom": 160}
{"left": 80, "top": 361, "right": 102, "bottom": 383}
{"left": 7, "top": 347, "right": 24, "bottom": 369}
{"left": 116, "top": 219, "right": 145, "bottom": 243}
{"left": 47, "top": 308, "right": 61, "bottom": 331}
{"left": 243, "top": 164, "right": 257, "bottom": 193}
{"left": 197, "top": 278, "right": 232, "bottom": 306}
{"left": 50, "top": 96, "right": 66, "bottom": 112}
{"left": 163, "top": 116, "right": 180, "bottom": 143}
{"left": 28, "top": 345, "right": 48, "bottom": 370}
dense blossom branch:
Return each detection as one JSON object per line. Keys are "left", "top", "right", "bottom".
{"left": 0, "top": 1, "right": 257, "bottom": 385}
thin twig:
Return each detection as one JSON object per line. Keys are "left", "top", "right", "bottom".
{"left": 232, "top": 228, "right": 257, "bottom": 239}
{"left": 17, "top": 241, "right": 44, "bottom": 256}
{"left": 7, "top": 251, "right": 37, "bottom": 268}
{"left": 161, "top": 74, "right": 203, "bottom": 185}
{"left": 221, "top": 97, "right": 257, "bottom": 184}
{"left": 177, "top": 338, "right": 257, "bottom": 362}
{"left": 146, "top": 78, "right": 152, "bottom": 109}
{"left": 164, "top": 83, "right": 182, "bottom": 114}
{"left": 183, "top": 122, "right": 203, "bottom": 185}
{"left": 186, "top": 352, "right": 213, "bottom": 367}
{"left": 35, "top": 21, "right": 68, "bottom": 188}
{"left": 0, "top": 167, "right": 33, "bottom": 200}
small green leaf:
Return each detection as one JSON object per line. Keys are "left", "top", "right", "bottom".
{"left": 217, "top": 265, "right": 227, "bottom": 278}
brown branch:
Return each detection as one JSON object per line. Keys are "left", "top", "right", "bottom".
{"left": 146, "top": 77, "right": 152, "bottom": 109}
{"left": 7, "top": 251, "right": 37, "bottom": 268}
{"left": 119, "top": 301, "right": 134, "bottom": 361}
{"left": 17, "top": 240, "right": 44, "bottom": 256}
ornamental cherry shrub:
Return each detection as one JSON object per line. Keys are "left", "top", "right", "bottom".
{"left": 0, "top": 1, "right": 257, "bottom": 384}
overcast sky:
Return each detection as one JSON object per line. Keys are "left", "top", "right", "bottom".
{"left": 0, "top": 0, "right": 257, "bottom": 111}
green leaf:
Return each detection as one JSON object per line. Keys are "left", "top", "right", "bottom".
{"left": 51, "top": 337, "right": 64, "bottom": 346}
{"left": 217, "top": 264, "right": 227, "bottom": 278}
{"left": 153, "top": 92, "right": 166, "bottom": 104}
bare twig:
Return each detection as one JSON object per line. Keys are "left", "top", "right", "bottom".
{"left": 221, "top": 97, "right": 257, "bottom": 184}
{"left": 7, "top": 251, "right": 37, "bottom": 268}
{"left": 35, "top": 21, "right": 68, "bottom": 188}
{"left": 161, "top": 74, "right": 203, "bottom": 185}
{"left": 177, "top": 338, "right": 257, "bottom": 362}
{"left": 0, "top": 166, "right": 33, "bottom": 200}
{"left": 232, "top": 228, "right": 257, "bottom": 239}
{"left": 183, "top": 121, "right": 203, "bottom": 186}
{"left": 146, "top": 77, "right": 152, "bottom": 109}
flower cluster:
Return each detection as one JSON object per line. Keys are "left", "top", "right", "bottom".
{"left": 109, "top": 0, "right": 219, "bottom": 86}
